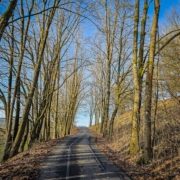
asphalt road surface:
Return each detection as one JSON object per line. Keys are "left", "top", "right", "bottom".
{"left": 38, "top": 127, "right": 131, "bottom": 180}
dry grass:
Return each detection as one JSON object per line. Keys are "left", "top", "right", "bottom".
{"left": 90, "top": 97, "right": 180, "bottom": 179}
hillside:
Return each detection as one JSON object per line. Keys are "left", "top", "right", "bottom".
{"left": 90, "top": 97, "right": 180, "bottom": 179}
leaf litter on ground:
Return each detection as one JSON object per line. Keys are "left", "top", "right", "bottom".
{"left": 0, "top": 128, "right": 79, "bottom": 180}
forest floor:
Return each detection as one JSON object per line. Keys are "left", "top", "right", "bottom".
{"left": 90, "top": 130, "right": 180, "bottom": 180}
{"left": 0, "top": 128, "right": 79, "bottom": 180}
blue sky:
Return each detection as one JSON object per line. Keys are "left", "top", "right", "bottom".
{"left": 76, "top": 0, "right": 180, "bottom": 127}
{"left": 76, "top": 114, "right": 90, "bottom": 127}
{"left": 160, "top": 0, "right": 179, "bottom": 15}
{"left": 149, "top": 0, "right": 179, "bottom": 22}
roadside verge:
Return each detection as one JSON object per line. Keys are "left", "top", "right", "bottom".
{"left": 0, "top": 127, "right": 79, "bottom": 180}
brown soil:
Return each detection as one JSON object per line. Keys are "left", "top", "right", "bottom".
{"left": 0, "top": 128, "right": 79, "bottom": 180}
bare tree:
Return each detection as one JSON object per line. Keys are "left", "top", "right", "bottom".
{"left": 129, "top": 0, "right": 149, "bottom": 155}
{"left": 143, "top": 0, "right": 160, "bottom": 164}
{"left": 2, "top": 0, "right": 35, "bottom": 161}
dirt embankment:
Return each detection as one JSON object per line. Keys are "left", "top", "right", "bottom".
{"left": 91, "top": 130, "right": 180, "bottom": 180}
{"left": 90, "top": 98, "right": 180, "bottom": 180}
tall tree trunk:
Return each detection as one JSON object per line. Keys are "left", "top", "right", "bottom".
{"left": 103, "top": 58, "right": 111, "bottom": 137}
{"left": 100, "top": 100, "right": 105, "bottom": 133}
{"left": 8, "top": 3, "right": 58, "bottom": 158}
{"left": 103, "top": 0, "right": 118, "bottom": 137}
{"left": 130, "top": 0, "right": 148, "bottom": 155}
{"left": 137, "top": 0, "right": 148, "bottom": 142}
{"left": 6, "top": 18, "right": 14, "bottom": 132}
{"left": 108, "top": 17, "right": 124, "bottom": 138}
{"left": 2, "top": 0, "right": 33, "bottom": 161}
{"left": 143, "top": 0, "right": 160, "bottom": 164}
{"left": 0, "top": 0, "right": 17, "bottom": 40}
{"left": 129, "top": 0, "right": 140, "bottom": 155}
{"left": 29, "top": 58, "right": 58, "bottom": 145}
{"left": 19, "top": 120, "right": 29, "bottom": 152}
{"left": 13, "top": 77, "right": 20, "bottom": 141}
{"left": 54, "top": 67, "right": 60, "bottom": 138}
{"left": 95, "top": 109, "right": 99, "bottom": 131}
{"left": 109, "top": 104, "right": 118, "bottom": 138}
{"left": 89, "top": 113, "right": 93, "bottom": 127}
{"left": 45, "top": 109, "right": 51, "bottom": 141}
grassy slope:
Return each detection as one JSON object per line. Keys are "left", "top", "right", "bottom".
{"left": 91, "top": 98, "right": 180, "bottom": 179}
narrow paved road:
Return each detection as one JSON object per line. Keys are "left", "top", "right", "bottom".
{"left": 38, "top": 127, "right": 130, "bottom": 180}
